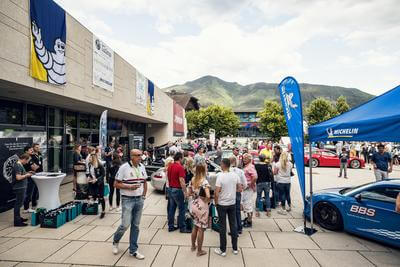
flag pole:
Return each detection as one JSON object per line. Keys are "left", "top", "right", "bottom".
{"left": 309, "top": 142, "right": 315, "bottom": 232}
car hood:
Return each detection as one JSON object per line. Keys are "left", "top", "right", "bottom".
{"left": 313, "top": 187, "right": 345, "bottom": 196}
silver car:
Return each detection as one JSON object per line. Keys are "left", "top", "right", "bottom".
{"left": 150, "top": 161, "right": 221, "bottom": 193}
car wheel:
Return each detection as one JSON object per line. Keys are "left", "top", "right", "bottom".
{"left": 350, "top": 160, "right": 361, "bottom": 169}
{"left": 313, "top": 201, "right": 343, "bottom": 231}
{"left": 311, "top": 158, "right": 319, "bottom": 168}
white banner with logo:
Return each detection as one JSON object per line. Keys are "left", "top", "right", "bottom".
{"left": 93, "top": 35, "right": 114, "bottom": 91}
{"left": 136, "top": 71, "right": 146, "bottom": 106}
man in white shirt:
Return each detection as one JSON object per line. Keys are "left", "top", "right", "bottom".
{"left": 229, "top": 156, "right": 246, "bottom": 234}
{"left": 112, "top": 149, "right": 147, "bottom": 260}
{"left": 214, "top": 158, "right": 240, "bottom": 257}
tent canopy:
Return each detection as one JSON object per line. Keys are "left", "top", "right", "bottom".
{"left": 309, "top": 85, "right": 400, "bottom": 142}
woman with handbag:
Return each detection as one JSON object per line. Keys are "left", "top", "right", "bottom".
{"left": 188, "top": 164, "right": 210, "bottom": 257}
{"left": 87, "top": 153, "right": 106, "bottom": 219}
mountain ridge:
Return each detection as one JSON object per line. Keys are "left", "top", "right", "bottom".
{"left": 164, "top": 75, "right": 374, "bottom": 110}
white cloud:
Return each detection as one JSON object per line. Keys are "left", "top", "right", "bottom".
{"left": 54, "top": 0, "right": 400, "bottom": 94}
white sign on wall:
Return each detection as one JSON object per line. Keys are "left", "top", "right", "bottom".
{"left": 136, "top": 71, "right": 146, "bottom": 106}
{"left": 93, "top": 35, "right": 114, "bottom": 91}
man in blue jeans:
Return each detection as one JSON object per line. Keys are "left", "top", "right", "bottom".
{"left": 167, "top": 152, "right": 191, "bottom": 233}
{"left": 112, "top": 149, "right": 147, "bottom": 260}
{"left": 229, "top": 156, "right": 246, "bottom": 235}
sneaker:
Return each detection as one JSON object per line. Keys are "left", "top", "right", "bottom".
{"left": 180, "top": 228, "right": 191, "bottom": 233}
{"left": 277, "top": 209, "right": 287, "bottom": 215}
{"left": 109, "top": 206, "right": 114, "bottom": 211}
{"left": 232, "top": 250, "right": 239, "bottom": 255}
{"left": 286, "top": 206, "right": 291, "bottom": 212}
{"left": 100, "top": 212, "right": 105, "bottom": 219}
{"left": 266, "top": 211, "right": 272, "bottom": 217}
{"left": 214, "top": 248, "right": 226, "bottom": 257}
{"left": 116, "top": 206, "right": 122, "bottom": 212}
{"left": 112, "top": 243, "right": 119, "bottom": 255}
{"left": 21, "top": 218, "right": 28, "bottom": 222}
{"left": 168, "top": 226, "right": 178, "bottom": 232}
{"left": 130, "top": 251, "right": 145, "bottom": 260}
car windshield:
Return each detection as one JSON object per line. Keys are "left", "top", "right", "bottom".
{"left": 339, "top": 181, "right": 376, "bottom": 195}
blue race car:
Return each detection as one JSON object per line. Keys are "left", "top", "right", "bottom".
{"left": 304, "top": 179, "right": 400, "bottom": 248}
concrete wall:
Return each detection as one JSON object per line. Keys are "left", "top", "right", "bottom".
{"left": 0, "top": 0, "right": 179, "bottom": 145}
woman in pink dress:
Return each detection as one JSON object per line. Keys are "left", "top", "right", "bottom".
{"left": 188, "top": 164, "right": 210, "bottom": 257}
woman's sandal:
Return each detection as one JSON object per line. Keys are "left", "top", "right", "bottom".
{"left": 197, "top": 250, "right": 207, "bottom": 257}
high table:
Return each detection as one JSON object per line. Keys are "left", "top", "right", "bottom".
{"left": 32, "top": 172, "right": 66, "bottom": 210}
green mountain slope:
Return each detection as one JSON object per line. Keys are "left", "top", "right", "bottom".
{"left": 164, "top": 75, "right": 374, "bottom": 110}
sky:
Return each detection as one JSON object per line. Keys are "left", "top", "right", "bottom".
{"left": 54, "top": 0, "right": 400, "bottom": 95}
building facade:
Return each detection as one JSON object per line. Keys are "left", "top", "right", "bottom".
{"left": 234, "top": 109, "right": 263, "bottom": 137}
{"left": 0, "top": 0, "right": 185, "bottom": 173}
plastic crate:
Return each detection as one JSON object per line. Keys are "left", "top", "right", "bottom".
{"left": 82, "top": 202, "right": 98, "bottom": 215}
{"left": 41, "top": 212, "right": 63, "bottom": 228}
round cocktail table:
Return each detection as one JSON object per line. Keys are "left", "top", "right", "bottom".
{"left": 32, "top": 172, "right": 66, "bottom": 210}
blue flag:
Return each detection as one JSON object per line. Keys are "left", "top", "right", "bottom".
{"left": 99, "top": 110, "right": 107, "bottom": 152}
{"left": 278, "top": 77, "right": 306, "bottom": 203}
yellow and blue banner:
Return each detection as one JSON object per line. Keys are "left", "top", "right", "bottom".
{"left": 30, "top": 0, "right": 66, "bottom": 85}
{"left": 147, "top": 80, "right": 155, "bottom": 115}
{"left": 278, "top": 77, "right": 306, "bottom": 203}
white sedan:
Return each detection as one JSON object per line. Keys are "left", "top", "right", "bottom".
{"left": 150, "top": 161, "right": 221, "bottom": 193}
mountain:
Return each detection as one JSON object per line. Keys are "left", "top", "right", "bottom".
{"left": 163, "top": 75, "right": 374, "bottom": 110}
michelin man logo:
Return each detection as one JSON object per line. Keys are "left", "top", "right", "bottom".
{"left": 32, "top": 21, "right": 66, "bottom": 85}
{"left": 326, "top": 128, "right": 334, "bottom": 137}
{"left": 286, "top": 93, "right": 298, "bottom": 109}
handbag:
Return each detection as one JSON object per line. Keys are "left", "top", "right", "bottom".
{"left": 210, "top": 203, "right": 220, "bottom": 232}
{"left": 103, "top": 183, "right": 110, "bottom": 197}
{"left": 74, "top": 164, "right": 86, "bottom": 171}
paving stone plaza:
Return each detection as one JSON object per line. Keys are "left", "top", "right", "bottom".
{"left": 0, "top": 166, "right": 399, "bottom": 267}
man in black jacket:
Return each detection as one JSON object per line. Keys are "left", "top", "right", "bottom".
{"left": 23, "top": 145, "right": 39, "bottom": 213}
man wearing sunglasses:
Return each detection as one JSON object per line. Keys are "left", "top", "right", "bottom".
{"left": 112, "top": 149, "right": 147, "bottom": 260}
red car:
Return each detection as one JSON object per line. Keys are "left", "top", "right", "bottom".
{"left": 304, "top": 149, "right": 365, "bottom": 169}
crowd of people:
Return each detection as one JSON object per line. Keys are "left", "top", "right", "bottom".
{"left": 10, "top": 137, "right": 399, "bottom": 261}
{"left": 161, "top": 139, "right": 293, "bottom": 258}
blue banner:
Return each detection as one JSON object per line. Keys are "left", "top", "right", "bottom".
{"left": 147, "top": 80, "right": 155, "bottom": 115}
{"left": 278, "top": 77, "right": 306, "bottom": 203}
{"left": 30, "top": 0, "right": 66, "bottom": 85}
{"left": 99, "top": 110, "right": 107, "bottom": 152}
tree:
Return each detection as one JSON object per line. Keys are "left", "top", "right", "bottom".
{"left": 306, "top": 97, "right": 338, "bottom": 125}
{"left": 257, "top": 100, "right": 288, "bottom": 141}
{"left": 335, "top": 95, "right": 350, "bottom": 114}
{"left": 185, "top": 110, "right": 201, "bottom": 137}
{"left": 185, "top": 105, "right": 240, "bottom": 138}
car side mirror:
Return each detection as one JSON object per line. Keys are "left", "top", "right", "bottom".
{"left": 355, "top": 193, "right": 362, "bottom": 203}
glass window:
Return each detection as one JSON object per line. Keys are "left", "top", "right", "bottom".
{"left": 108, "top": 118, "right": 122, "bottom": 130}
{"left": 65, "top": 128, "right": 77, "bottom": 147}
{"left": 361, "top": 187, "right": 400, "bottom": 203}
{"left": 0, "top": 99, "right": 22, "bottom": 125}
{"left": 49, "top": 108, "right": 63, "bottom": 127}
{"left": 48, "top": 128, "right": 63, "bottom": 147}
{"left": 48, "top": 147, "right": 64, "bottom": 172}
{"left": 79, "top": 113, "right": 90, "bottom": 129}
{"left": 66, "top": 111, "right": 77, "bottom": 129}
{"left": 91, "top": 133, "right": 99, "bottom": 145}
{"left": 27, "top": 104, "right": 45, "bottom": 126}
{"left": 91, "top": 115, "right": 99, "bottom": 130}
